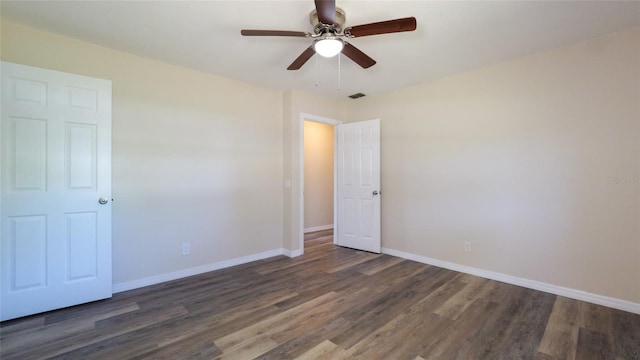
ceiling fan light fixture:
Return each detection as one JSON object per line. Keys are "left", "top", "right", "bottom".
{"left": 314, "top": 38, "right": 344, "bottom": 58}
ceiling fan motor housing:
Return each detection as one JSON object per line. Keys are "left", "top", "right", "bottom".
{"left": 310, "top": 7, "right": 346, "bottom": 34}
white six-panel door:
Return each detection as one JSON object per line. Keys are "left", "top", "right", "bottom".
{"left": 336, "top": 119, "right": 381, "bottom": 253}
{"left": 0, "top": 62, "right": 112, "bottom": 321}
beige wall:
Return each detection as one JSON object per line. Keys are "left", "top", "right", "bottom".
{"left": 303, "top": 121, "right": 334, "bottom": 230}
{"left": 1, "top": 21, "right": 284, "bottom": 285}
{"left": 346, "top": 28, "right": 640, "bottom": 303}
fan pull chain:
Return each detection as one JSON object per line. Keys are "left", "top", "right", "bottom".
{"left": 338, "top": 52, "right": 341, "bottom": 91}
{"left": 315, "top": 53, "right": 318, "bottom": 87}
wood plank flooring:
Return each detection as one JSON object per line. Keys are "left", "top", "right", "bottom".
{"left": 1, "top": 230, "right": 639, "bottom": 359}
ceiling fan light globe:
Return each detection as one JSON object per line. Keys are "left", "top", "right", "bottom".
{"left": 314, "top": 38, "right": 344, "bottom": 58}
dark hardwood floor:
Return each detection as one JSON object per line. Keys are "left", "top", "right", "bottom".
{"left": 1, "top": 230, "right": 639, "bottom": 359}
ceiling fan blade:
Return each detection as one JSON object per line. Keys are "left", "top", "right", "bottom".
{"left": 314, "top": 0, "right": 336, "bottom": 24}
{"left": 287, "top": 46, "right": 316, "bottom": 70}
{"left": 345, "top": 17, "right": 417, "bottom": 38}
{"left": 341, "top": 42, "right": 376, "bottom": 69}
{"left": 241, "top": 29, "right": 310, "bottom": 37}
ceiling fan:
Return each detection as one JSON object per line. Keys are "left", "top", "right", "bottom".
{"left": 240, "top": 0, "right": 417, "bottom": 70}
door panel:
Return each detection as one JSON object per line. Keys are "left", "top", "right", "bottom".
{"left": 66, "top": 122, "right": 97, "bottom": 190}
{"left": 11, "top": 117, "right": 48, "bottom": 191}
{"left": 66, "top": 212, "right": 99, "bottom": 281}
{"left": 11, "top": 77, "right": 47, "bottom": 105}
{"left": 1, "top": 61, "right": 112, "bottom": 321}
{"left": 336, "top": 119, "right": 381, "bottom": 253}
{"left": 11, "top": 215, "right": 48, "bottom": 290}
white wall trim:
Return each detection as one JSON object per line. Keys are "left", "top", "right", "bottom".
{"left": 298, "top": 113, "right": 342, "bottom": 257}
{"left": 304, "top": 224, "right": 334, "bottom": 233}
{"left": 283, "top": 248, "right": 304, "bottom": 258}
{"left": 382, "top": 247, "right": 640, "bottom": 315}
{"left": 113, "top": 248, "right": 285, "bottom": 293}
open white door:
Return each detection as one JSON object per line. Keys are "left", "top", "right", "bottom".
{"left": 336, "top": 119, "right": 380, "bottom": 253}
{"left": 1, "top": 62, "right": 112, "bottom": 321}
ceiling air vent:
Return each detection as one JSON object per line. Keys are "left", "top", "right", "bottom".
{"left": 348, "top": 92, "right": 366, "bottom": 99}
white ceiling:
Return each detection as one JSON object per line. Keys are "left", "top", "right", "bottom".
{"left": 2, "top": 1, "right": 639, "bottom": 100}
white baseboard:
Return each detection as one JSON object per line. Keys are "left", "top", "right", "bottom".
{"left": 382, "top": 247, "right": 640, "bottom": 315}
{"left": 112, "top": 248, "right": 285, "bottom": 293}
{"left": 283, "top": 248, "right": 303, "bottom": 258}
{"left": 304, "top": 224, "right": 333, "bottom": 233}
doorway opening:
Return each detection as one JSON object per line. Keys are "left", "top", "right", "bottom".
{"left": 298, "top": 113, "right": 341, "bottom": 254}
{"left": 303, "top": 120, "right": 335, "bottom": 235}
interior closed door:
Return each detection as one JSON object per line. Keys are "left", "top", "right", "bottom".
{"left": 336, "top": 119, "right": 381, "bottom": 253}
{"left": 1, "top": 61, "right": 113, "bottom": 321}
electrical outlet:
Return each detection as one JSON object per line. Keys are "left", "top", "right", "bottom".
{"left": 464, "top": 241, "right": 471, "bottom": 253}
{"left": 182, "top": 242, "right": 190, "bottom": 256}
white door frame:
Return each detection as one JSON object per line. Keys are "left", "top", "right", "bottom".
{"left": 298, "top": 112, "right": 342, "bottom": 254}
